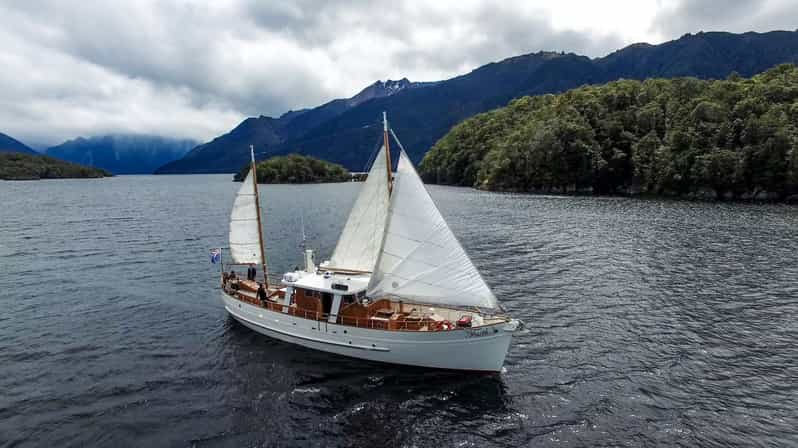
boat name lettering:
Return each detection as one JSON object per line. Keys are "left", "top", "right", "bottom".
{"left": 467, "top": 328, "right": 492, "bottom": 338}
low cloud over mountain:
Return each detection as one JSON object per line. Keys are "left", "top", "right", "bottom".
{"left": 2, "top": 1, "right": 797, "bottom": 147}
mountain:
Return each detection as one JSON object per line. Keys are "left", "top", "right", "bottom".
{"left": 597, "top": 30, "right": 798, "bottom": 79}
{"left": 157, "top": 30, "right": 798, "bottom": 174}
{"left": 47, "top": 135, "right": 197, "bottom": 174}
{"left": 155, "top": 116, "right": 287, "bottom": 174}
{"left": 419, "top": 64, "right": 798, "bottom": 200}
{"left": 346, "top": 78, "right": 417, "bottom": 107}
{"left": 271, "top": 51, "right": 607, "bottom": 170}
{"left": 155, "top": 78, "right": 422, "bottom": 174}
{"left": 0, "top": 132, "right": 37, "bottom": 154}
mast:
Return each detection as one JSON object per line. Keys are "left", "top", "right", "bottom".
{"left": 250, "top": 145, "right": 269, "bottom": 287}
{"left": 383, "top": 111, "right": 393, "bottom": 195}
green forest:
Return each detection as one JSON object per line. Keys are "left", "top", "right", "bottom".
{"left": 236, "top": 154, "right": 351, "bottom": 183}
{"left": 0, "top": 152, "right": 110, "bottom": 180}
{"left": 420, "top": 64, "right": 798, "bottom": 200}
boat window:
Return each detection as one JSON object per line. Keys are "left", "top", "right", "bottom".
{"left": 321, "top": 292, "right": 333, "bottom": 314}
{"left": 342, "top": 295, "right": 354, "bottom": 305}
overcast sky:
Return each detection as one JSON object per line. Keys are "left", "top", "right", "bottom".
{"left": 1, "top": 0, "right": 796, "bottom": 147}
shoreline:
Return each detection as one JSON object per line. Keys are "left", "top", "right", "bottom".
{"left": 464, "top": 186, "right": 798, "bottom": 205}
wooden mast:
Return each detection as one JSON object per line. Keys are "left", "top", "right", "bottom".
{"left": 250, "top": 145, "right": 269, "bottom": 287}
{"left": 383, "top": 111, "right": 393, "bottom": 195}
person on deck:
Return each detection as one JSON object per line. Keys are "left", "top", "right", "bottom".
{"left": 229, "top": 271, "right": 239, "bottom": 290}
{"left": 257, "top": 283, "right": 268, "bottom": 305}
{"left": 247, "top": 264, "right": 256, "bottom": 281}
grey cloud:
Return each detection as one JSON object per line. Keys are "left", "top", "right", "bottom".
{"left": 651, "top": 0, "right": 798, "bottom": 37}
{"left": 0, "top": 1, "right": 634, "bottom": 146}
{"left": 392, "top": 4, "right": 625, "bottom": 75}
{"left": 245, "top": 2, "right": 313, "bottom": 34}
{"left": 245, "top": 1, "right": 389, "bottom": 47}
{"left": 1, "top": 1, "right": 337, "bottom": 145}
{"left": 6, "top": 1, "right": 792, "bottom": 147}
{"left": 7, "top": 1, "right": 319, "bottom": 115}
{"left": 250, "top": 1, "right": 624, "bottom": 76}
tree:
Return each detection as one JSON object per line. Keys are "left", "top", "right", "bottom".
{"left": 631, "top": 131, "right": 661, "bottom": 193}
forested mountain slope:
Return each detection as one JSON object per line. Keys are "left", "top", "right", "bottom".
{"left": 420, "top": 64, "right": 798, "bottom": 200}
{"left": 157, "top": 30, "right": 798, "bottom": 174}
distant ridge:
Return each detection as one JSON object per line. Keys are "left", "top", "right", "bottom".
{"left": 419, "top": 63, "right": 798, "bottom": 200}
{"left": 46, "top": 134, "right": 197, "bottom": 174}
{"left": 0, "top": 132, "right": 37, "bottom": 155}
{"left": 156, "top": 30, "right": 798, "bottom": 174}
{"left": 155, "top": 78, "right": 421, "bottom": 174}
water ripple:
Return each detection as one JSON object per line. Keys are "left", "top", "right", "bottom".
{"left": 1, "top": 176, "right": 797, "bottom": 447}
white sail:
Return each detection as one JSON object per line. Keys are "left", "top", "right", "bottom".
{"left": 229, "top": 170, "right": 262, "bottom": 264}
{"left": 367, "top": 151, "right": 498, "bottom": 309}
{"left": 328, "top": 145, "right": 390, "bottom": 272}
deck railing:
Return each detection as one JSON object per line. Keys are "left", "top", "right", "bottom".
{"left": 220, "top": 274, "right": 283, "bottom": 287}
{"left": 223, "top": 287, "right": 486, "bottom": 332}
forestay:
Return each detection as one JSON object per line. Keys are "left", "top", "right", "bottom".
{"left": 367, "top": 151, "right": 498, "bottom": 309}
{"left": 229, "top": 170, "right": 262, "bottom": 264}
{"left": 328, "top": 145, "right": 390, "bottom": 272}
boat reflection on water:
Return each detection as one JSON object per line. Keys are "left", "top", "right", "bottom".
{"left": 218, "top": 314, "right": 511, "bottom": 445}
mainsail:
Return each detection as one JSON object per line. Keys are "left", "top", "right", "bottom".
{"left": 229, "top": 169, "right": 263, "bottom": 264}
{"left": 367, "top": 151, "right": 498, "bottom": 309}
{"left": 328, "top": 145, "right": 390, "bottom": 272}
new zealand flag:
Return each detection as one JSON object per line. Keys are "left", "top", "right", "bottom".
{"left": 210, "top": 248, "right": 221, "bottom": 264}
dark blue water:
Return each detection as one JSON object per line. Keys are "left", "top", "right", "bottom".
{"left": 1, "top": 175, "right": 797, "bottom": 447}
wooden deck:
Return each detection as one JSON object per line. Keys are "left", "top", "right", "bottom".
{"left": 222, "top": 279, "right": 506, "bottom": 332}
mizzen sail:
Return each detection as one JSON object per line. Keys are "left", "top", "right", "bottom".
{"left": 328, "top": 145, "right": 390, "bottom": 272}
{"left": 367, "top": 151, "right": 498, "bottom": 309}
{"left": 229, "top": 169, "right": 263, "bottom": 264}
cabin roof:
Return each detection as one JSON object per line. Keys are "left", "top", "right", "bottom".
{"left": 282, "top": 270, "right": 369, "bottom": 295}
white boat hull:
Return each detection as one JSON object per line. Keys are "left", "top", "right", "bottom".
{"left": 221, "top": 292, "right": 516, "bottom": 372}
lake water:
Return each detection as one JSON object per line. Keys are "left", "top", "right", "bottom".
{"left": 1, "top": 175, "right": 797, "bottom": 447}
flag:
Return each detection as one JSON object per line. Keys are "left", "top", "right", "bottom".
{"left": 210, "top": 248, "right": 221, "bottom": 264}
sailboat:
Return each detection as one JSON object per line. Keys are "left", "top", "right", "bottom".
{"left": 218, "top": 114, "right": 520, "bottom": 372}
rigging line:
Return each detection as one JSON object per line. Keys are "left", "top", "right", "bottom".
{"left": 389, "top": 128, "right": 407, "bottom": 156}
{"left": 362, "top": 133, "right": 384, "bottom": 173}
{"left": 362, "top": 117, "right": 387, "bottom": 172}
{"left": 299, "top": 212, "right": 306, "bottom": 249}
